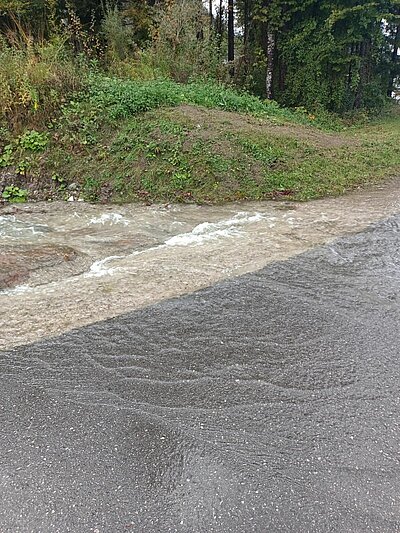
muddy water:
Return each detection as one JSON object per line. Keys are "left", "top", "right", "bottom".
{"left": 2, "top": 204, "right": 400, "bottom": 531}
{"left": 1, "top": 178, "right": 400, "bottom": 349}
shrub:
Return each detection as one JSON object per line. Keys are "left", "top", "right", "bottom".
{"left": 145, "top": 0, "right": 221, "bottom": 83}
{"left": 19, "top": 130, "right": 48, "bottom": 151}
{"left": 66, "top": 74, "right": 327, "bottom": 128}
{"left": 1, "top": 184, "right": 28, "bottom": 203}
{"left": 0, "top": 35, "right": 88, "bottom": 131}
{"left": 81, "top": 76, "right": 183, "bottom": 119}
{"left": 101, "top": 5, "right": 135, "bottom": 63}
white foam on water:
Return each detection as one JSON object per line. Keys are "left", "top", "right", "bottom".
{"left": 3, "top": 211, "right": 266, "bottom": 289}
{"left": 86, "top": 255, "right": 125, "bottom": 277}
{"left": 83, "top": 212, "right": 265, "bottom": 279}
{"left": 1, "top": 284, "right": 32, "bottom": 296}
{"left": 0, "top": 216, "right": 49, "bottom": 238}
{"left": 164, "top": 212, "right": 264, "bottom": 247}
{"left": 89, "top": 213, "right": 129, "bottom": 226}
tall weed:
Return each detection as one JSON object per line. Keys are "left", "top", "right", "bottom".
{"left": 0, "top": 36, "right": 88, "bottom": 131}
{"left": 101, "top": 5, "right": 134, "bottom": 62}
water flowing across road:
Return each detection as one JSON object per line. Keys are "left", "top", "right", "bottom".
{"left": 1, "top": 178, "right": 400, "bottom": 349}
{"left": 1, "top": 179, "right": 400, "bottom": 531}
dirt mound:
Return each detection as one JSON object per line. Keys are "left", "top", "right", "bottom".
{"left": 175, "top": 104, "right": 356, "bottom": 148}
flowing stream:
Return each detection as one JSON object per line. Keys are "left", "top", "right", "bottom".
{"left": 1, "top": 178, "right": 400, "bottom": 350}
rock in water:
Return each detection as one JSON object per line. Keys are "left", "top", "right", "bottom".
{"left": 0, "top": 244, "right": 83, "bottom": 289}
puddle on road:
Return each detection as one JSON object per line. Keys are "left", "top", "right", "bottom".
{"left": 1, "top": 178, "right": 400, "bottom": 349}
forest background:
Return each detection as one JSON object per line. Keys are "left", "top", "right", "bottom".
{"left": 0, "top": 0, "right": 399, "bottom": 204}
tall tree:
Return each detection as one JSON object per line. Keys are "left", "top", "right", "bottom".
{"left": 228, "top": 0, "right": 234, "bottom": 74}
{"left": 235, "top": 0, "right": 399, "bottom": 111}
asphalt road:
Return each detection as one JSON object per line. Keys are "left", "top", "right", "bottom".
{"left": 1, "top": 215, "right": 400, "bottom": 532}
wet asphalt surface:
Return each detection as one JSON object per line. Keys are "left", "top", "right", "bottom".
{"left": 1, "top": 215, "right": 400, "bottom": 532}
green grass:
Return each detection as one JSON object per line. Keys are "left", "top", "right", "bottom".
{"left": 39, "top": 104, "right": 400, "bottom": 204}
{"left": 1, "top": 74, "right": 399, "bottom": 204}
{"left": 70, "top": 74, "right": 328, "bottom": 127}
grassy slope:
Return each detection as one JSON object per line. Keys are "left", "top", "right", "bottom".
{"left": 44, "top": 109, "right": 400, "bottom": 204}
{"left": 2, "top": 77, "right": 400, "bottom": 204}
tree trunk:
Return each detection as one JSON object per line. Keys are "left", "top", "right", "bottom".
{"left": 243, "top": 0, "right": 249, "bottom": 49}
{"left": 266, "top": 29, "right": 275, "bottom": 98}
{"left": 347, "top": 43, "right": 354, "bottom": 89}
{"left": 387, "top": 24, "right": 400, "bottom": 97}
{"left": 241, "top": 0, "right": 250, "bottom": 77}
{"left": 354, "top": 39, "right": 371, "bottom": 109}
{"left": 228, "top": 0, "right": 234, "bottom": 75}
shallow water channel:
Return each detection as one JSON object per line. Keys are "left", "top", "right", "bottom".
{"left": 1, "top": 178, "right": 400, "bottom": 349}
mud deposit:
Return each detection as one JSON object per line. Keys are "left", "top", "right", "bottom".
{"left": 1, "top": 211, "right": 400, "bottom": 531}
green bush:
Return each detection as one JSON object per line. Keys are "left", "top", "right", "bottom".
{"left": 19, "top": 130, "right": 48, "bottom": 151}
{"left": 1, "top": 185, "right": 28, "bottom": 203}
{"left": 182, "top": 80, "right": 294, "bottom": 118}
{"left": 74, "top": 75, "right": 311, "bottom": 125}
{"left": 83, "top": 76, "right": 183, "bottom": 119}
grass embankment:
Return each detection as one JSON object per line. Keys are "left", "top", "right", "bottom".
{"left": 1, "top": 75, "right": 399, "bottom": 204}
